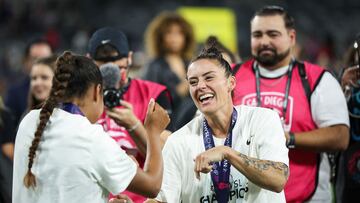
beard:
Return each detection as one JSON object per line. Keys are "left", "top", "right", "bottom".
{"left": 253, "top": 47, "right": 291, "bottom": 67}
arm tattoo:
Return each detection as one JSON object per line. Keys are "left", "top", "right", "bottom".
{"left": 238, "top": 153, "right": 289, "bottom": 178}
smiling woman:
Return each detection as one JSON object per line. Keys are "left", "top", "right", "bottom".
{"left": 187, "top": 46, "right": 234, "bottom": 117}
{"left": 153, "top": 45, "right": 290, "bottom": 203}
{"left": 27, "top": 55, "right": 58, "bottom": 111}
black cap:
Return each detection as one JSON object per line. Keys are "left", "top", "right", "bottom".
{"left": 88, "top": 27, "right": 129, "bottom": 61}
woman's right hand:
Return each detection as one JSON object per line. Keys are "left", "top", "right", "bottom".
{"left": 194, "top": 146, "right": 229, "bottom": 180}
{"left": 144, "top": 98, "right": 170, "bottom": 136}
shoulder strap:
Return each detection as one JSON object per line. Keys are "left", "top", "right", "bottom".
{"left": 232, "top": 63, "right": 243, "bottom": 75}
{"left": 297, "top": 61, "right": 311, "bottom": 103}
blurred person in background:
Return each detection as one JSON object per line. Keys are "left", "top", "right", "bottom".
{"left": 0, "top": 55, "right": 56, "bottom": 203}
{"left": 26, "top": 55, "right": 57, "bottom": 111}
{"left": 0, "top": 96, "right": 15, "bottom": 203}
{"left": 5, "top": 38, "right": 52, "bottom": 130}
{"left": 88, "top": 27, "right": 173, "bottom": 203}
{"left": 1, "top": 40, "right": 52, "bottom": 203}
{"left": 336, "top": 37, "right": 360, "bottom": 203}
{"left": 143, "top": 11, "right": 195, "bottom": 129}
{"left": 232, "top": 6, "right": 349, "bottom": 202}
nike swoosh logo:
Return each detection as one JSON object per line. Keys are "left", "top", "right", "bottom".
{"left": 246, "top": 134, "right": 254, "bottom": 145}
{"left": 101, "top": 39, "right": 110, "bottom": 44}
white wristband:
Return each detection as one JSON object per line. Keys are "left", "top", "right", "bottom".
{"left": 127, "top": 122, "right": 140, "bottom": 132}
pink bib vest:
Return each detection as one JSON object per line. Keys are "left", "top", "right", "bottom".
{"left": 233, "top": 59, "right": 325, "bottom": 202}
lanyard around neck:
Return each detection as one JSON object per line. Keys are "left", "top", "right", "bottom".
{"left": 254, "top": 60, "right": 295, "bottom": 120}
{"left": 60, "top": 103, "right": 84, "bottom": 116}
{"left": 202, "top": 108, "right": 237, "bottom": 203}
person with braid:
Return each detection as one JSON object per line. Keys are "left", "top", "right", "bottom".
{"left": 12, "top": 51, "right": 169, "bottom": 203}
{"left": 152, "top": 45, "right": 289, "bottom": 203}
{"left": 88, "top": 27, "right": 173, "bottom": 203}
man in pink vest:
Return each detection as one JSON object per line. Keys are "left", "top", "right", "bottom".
{"left": 232, "top": 6, "right": 349, "bottom": 203}
{"left": 87, "top": 27, "right": 173, "bottom": 203}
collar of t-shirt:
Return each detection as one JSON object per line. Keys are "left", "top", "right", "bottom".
{"left": 213, "top": 136, "right": 226, "bottom": 146}
{"left": 258, "top": 65, "right": 289, "bottom": 78}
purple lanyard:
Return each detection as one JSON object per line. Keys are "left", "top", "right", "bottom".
{"left": 60, "top": 103, "right": 84, "bottom": 116}
{"left": 202, "top": 108, "right": 237, "bottom": 203}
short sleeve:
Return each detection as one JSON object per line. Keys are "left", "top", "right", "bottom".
{"left": 91, "top": 126, "right": 137, "bottom": 195}
{"left": 253, "top": 109, "right": 289, "bottom": 166}
{"left": 156, "top": 135, "right": 182, "bottom": 202}
{"left": 311, "top": 72, "right": 349, "bottom": 128}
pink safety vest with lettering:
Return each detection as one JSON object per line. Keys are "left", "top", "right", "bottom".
{"left": 233, "top": 59, "right": 325, "bottom": 203}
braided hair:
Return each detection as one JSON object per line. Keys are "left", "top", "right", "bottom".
{"left": 23, "top": 51, "right": 102, "bottom": 188}
{"left": 191, "top": 39, "right": 233, "bottom": 78}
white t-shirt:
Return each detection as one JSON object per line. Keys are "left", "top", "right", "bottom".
{"left": 258, "top": 66, "right": 349, "bottom": 128}
{"left": 156, "top": 105, "right": 289, "bottom": 203}
{"left": 259, "top": 65, "right": 350, "bottom": 202}
{"left": 13, "top": 108, "right": 137, "bottom": 203}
